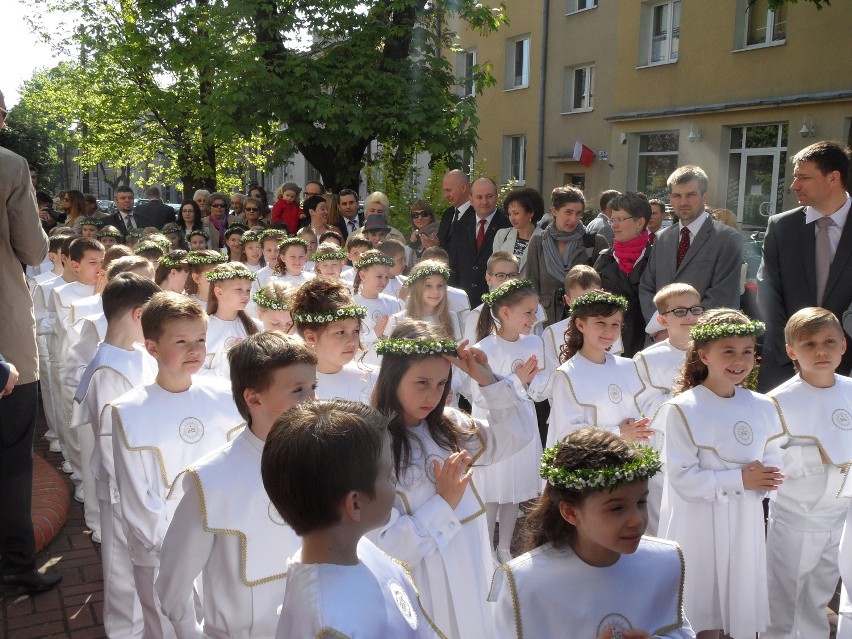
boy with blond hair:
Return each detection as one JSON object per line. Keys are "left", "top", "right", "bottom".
{"left": 107, "top": 292, "right": 243, "bottom": 638}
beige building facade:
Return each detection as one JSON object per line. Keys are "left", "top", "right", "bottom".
{"left": 452, "top": 0, "right": 852, "bottom": 227}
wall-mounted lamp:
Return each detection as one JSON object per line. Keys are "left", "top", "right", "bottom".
{"left": 687, "top": 122, "right": 702, "bottom": 143}
{"left": 799, "top": 114, "right": 816, "bottom": 138}
{"left": 619, "top": 132, "right": 628, "bottom": 145}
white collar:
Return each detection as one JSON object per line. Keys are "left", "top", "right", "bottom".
{"left": 804, "top": 193, "right": 851, "bottom": 227}
{"left": 679, "top": 210, "right": 709, "bottom": 236}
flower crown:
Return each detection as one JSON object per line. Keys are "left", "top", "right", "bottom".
{"left": 259, "top": 229, "right": 288, "bottom": 243}
{"left": 311, "top": 249, "right": 347, "bottom": 262}
{"left": 482, "top": 278, "right": 535, "bottom": 307}
{"left": 186, "top": 251, "right": 229, "bottom": 266}
{"left": 79, "top": 216, "right": 104, "bottom": 227}
{"left": 161, "top": 223, "right": 182, "bottom": 235}
{"left": 252, "top": 289, "right": 290, "bottom": 311}
{"left": 97, "top": 228, "right": 123, "bottom": 239}
{"left": 569, "top": 290, "right": 629, "bottom": 314}
{"left": 278, "top": 237, "right": 309, "bottom": 251}
{"left": 239, "top": 230, "right": 262, "bottom": 245}
{"left": 355, "top": 254, "right": 396, "bottom": 269}
{"left": 689, "top": 320, "right": 765, "bottom": 342}
{"left": 292, "top": 305, "right": 367, "bottom": 324}
{"left": 539, "top": 443, "right": 662, "bottom": 492}
{"left": 126, "top": 227, "right": 145, "bottom": 238}
{"left": 375, "top": 337, "right": 458, "bottom": 356}
{"left": 134, "top": 241, "right": 165, "bottom": 255}
{"left": 407, "top": 264, "right": 451, "bottom": 285}
{"left": 205, "top": 266, "right": 258, "bottom": 283}
{"left": 158, "top": 254, "right": 188, "bottom": 270}
{"left": 151, "top": 237, "right": 172, "bottom": 251}
{"left": 187, "top": 228, "right": 210, "bottom": 240}
{"left": 224, "top": 225, "right": 249, "bottom": 238}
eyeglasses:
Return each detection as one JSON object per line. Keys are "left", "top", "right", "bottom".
{"left": 489, "top": 271, "right": 520, "bottom": 281}
{"left": 210, "top": 203, "right": 226, "bottom": 208}
{"left": 411, "top": 211, "right": 431, "bottom": 219}
{"left": 610, "top": 216, "right": 637, "bottom": 224}
{"left": 244, "top": 207, "right": 260, "bottom": 212}
{"left": 661, "top": 305, "right": 705, "bottom": 318}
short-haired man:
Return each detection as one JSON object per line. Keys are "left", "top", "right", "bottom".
{"left": 303, "top": 180, "right": 325, "bottom": 198}
{"left": 335, "top": 188, "right": 364, "bottom": 240}
{"left": 448, "top": 177, "right": 510, "bottom": 305}
{"left": 437, "top": 169, "right": 473, "bottom": 249}
{"left": 647, "top": 199, "right": 666, "bottom": 243}
{"left": 758, "top": 140, "right": 852, "bottom": 390}
{"left": 134, "top": 186, "right": 176, "bottom": 229}
{"left": 104, "top": 186, "right": 152, "bottom": 236}
{"left": 638, "top": 165, "right": 744, "bottom": 327}
{"left": 585, "top": 189, "right": 620, "bottom": 246}
{"left": 228, "top": 192, "right": 244, "bottom": 223}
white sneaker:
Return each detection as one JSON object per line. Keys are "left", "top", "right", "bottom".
{"left": 91, "top": 530, "right": 101, "bottom": 543}
{"left": 49, "top": 439, "right": 62, "bottom": 453}
{"left": 74, "top": 485, "right": 84, "bottom": 502}
{"left": 496, "top": 548, "right": 514, "bottom": 564}
{"left": 61, "top": 461, "right": 73, "bottom": 474}
{"left": 44, "top": 429, "right": 57, "bottom": 440}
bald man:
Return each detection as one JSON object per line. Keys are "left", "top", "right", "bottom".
{"left": 437, "top": 169, "right": 473, "bottom": 250}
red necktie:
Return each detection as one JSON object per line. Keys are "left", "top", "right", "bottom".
{"left": 676, "top": 227, "right": 690, "bottom": 267}
{"left": 476, "top": 219, "right": 486, "bottom": 251}
{"left": 648, "top": 232, "right": 656, "bottom": 244}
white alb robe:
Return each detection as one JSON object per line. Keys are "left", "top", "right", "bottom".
{"left": 315, "top": 361, "right": 377, "bottom": 404}
{"left": 387, "top": 311, "right": 462, "bottom": 341}
{"left": 199, "top": 315, "right": 261, "bottom": 379}
{"left": 354, "top": 292, "right": 404, "bottom": 366}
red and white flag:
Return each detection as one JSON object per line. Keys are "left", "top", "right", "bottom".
{"left": 573, "top": 141, "right": 595, "bottom": 167}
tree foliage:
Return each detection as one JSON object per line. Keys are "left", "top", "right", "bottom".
{"left": 27, "top": 0, "right": 506, "bottom": 195}
{"left": 0, "top": 101, "right": 63, "bottom": 191}
{"left": 756, "top": 0, "right": 832, "bottom": 10}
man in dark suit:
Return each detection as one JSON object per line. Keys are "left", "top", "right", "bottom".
{"left": 639, "top": 165, "right": 744, "bottom": 324}
{"left": 437, "top": 169, "right": 473, "bottom": 250}
{"left": 133, "top": 186, "right": 176, "bottom": 229}
{"left": 757, "top": 141, "right": 852, "bottom": 390}
{"left": 335, "top": 188, "right": 364, "bottom": 241}
{"left": 103, "top": 186, "right": 152, "bottom": 236}
{"left": 448, "top": 177, "right": 511, "bottom": 306}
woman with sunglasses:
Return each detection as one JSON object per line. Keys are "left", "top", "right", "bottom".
{"left": 204, "top": 193, "right": 229, "bottom": 248}
{"left": 407, "top": 200, "right": 436, "bottom": 262}
{"left": 241, "top": 196, "right": 267, "bottom": 230}
{"left": 492, "top": 187, "right": 544, "bottom": 273}
{"left": 592, "top": 191, "right": 654, "bottom": 357}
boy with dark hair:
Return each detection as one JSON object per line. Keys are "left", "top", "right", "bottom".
{"left": 157, "top": 333, "right": 317, "bottom": 637}
{"left": 261, "top": 399, "right": 441, "bottom": 638}
{"left": 378, "top": 238, "right": 409, "bottom": 298}
{"left": 106, "top": 291, "right": 243, "bottom": 638}
{"left": 73, "top": 272, "right": 160, "bottom": 637}
{"left": 341, "top": 234, "right": 372, "bottom": 287}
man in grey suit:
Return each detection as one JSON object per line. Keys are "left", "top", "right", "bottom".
{"left": 639, "top": 165, "right": 744, "bottom": 324}
{"left": 585, "top": 189, "right": 619, "bottom": 246}
{"left": 758, "top": 141, "right": 852, "bottom": 391}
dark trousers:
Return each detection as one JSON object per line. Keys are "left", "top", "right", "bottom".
{"left": 0, "top": 381, "right": 38, "bottom": 574}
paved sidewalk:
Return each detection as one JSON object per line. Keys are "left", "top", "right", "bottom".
{"left": 0, "top": 416, "right": 105, "bottom": 639}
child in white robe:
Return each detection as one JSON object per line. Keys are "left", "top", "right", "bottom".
{"left": 239, "top": 229, "right": 264, "bottom": 273}
{"left": 291, "top": 277, "right": 377, "bottom": 404}
{"left": 657, "top": 308, "right": 784, "bottom": 639}
{"left": 311, "top": 243, "right": 346, "bottom": 281}
{"left": 387, "top": 261, "right": 462, "bottom": 340}
{"left": 764, "top": 308, "right": 852, "bottom": 639}
{"left": 368, "top": 321, "right": 538, "bottom": 639}
{"left": 154, "top": 250, "right": 190, "bottom": 294}
{"left": 108, "top": 291, "right": 244, "bottom": 639}
{"left": 199, "top": 263, "right": 261, "bottom": 379}
{"left": 352, "top": 250, "right": 404, "bottom": 366}
{"left": 261, "top": 400, "right": 441, "bottom": 639}
{"left": 634, "top": 283, "right": 702, "bottom": 535}
{"left": 547, "top": 291, "right": 653, "bottom": 449}
{"left": 470, "top": 279, "right": 548, "bottom": 562}
{"left": 378, "top": 238, "right": 408, "bottom": 300}
{"left": 417, "top": 247, "right": 471, "bottom": 330}
{"left": 269, "top": 236, "right": 315, "bottom": 287}
{"left": 490, "top": 428, "right": 694, "bottom": 639}
{"left": 73, "top": 273, "right": 160, "bottom": 638}
{"left": 249, "top": 230, "right": 287, "bottom": 295}
{"left": 253, "top": 280, "right": 298, "bottom": 335}
{"left": 156, "top": 333, "right": 316, "bottom": 638}
{"left": 185, "top": 249, "right": 228, "bottom": 308}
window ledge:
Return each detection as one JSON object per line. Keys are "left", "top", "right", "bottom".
{"left": 504, "top": 84, "right": 530, "bottom": 92}
{"left": 636, "top": 59, "right": 678, "bottom": 69}
{"left": 732, "top": 39, "right": 786, "bottom": 53}
{"left": 566, "top": 6, "right": 598, "bottom": 17}
{"left": 560, "top": 108, "right": 594, "bottom": 115}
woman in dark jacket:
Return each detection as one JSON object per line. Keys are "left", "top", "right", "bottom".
{"left": 592, "top": 191, "right": 652, "bottom": 357}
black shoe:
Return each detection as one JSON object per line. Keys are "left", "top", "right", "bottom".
{"left": 0, "top": 569, "right": 62, "bottom": 595}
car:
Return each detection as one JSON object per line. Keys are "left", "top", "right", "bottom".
{"left": 97, "top": 200, "right": 114, "bottom": 214}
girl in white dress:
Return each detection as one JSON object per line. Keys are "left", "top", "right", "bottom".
{"left": 271, "top": 237, "right": 315, "bottom": 286}
{"left": 472, "top": 278, "right": 548, "bottom": 562}
{"left": 490, "top": 428, "right": 694, "bottom": 639}
{"left": 224, "top": 224, "right": 247, "bottom": 262}
{"left": 387, "top": 260, "right": 461, "bottom": 339}
{"left": 238, "top": 228, "right": 264, "bottom": 272}
{"left": 185, "top": 249, "right": 228, "bottom": 308}
{"left": 369, "top": 320, "right": 538, "bottom": 639}
{"left": 253, "top": 280, "right": 297, "bottom": 335}
{"left": 254, "top": 229, "right": 287, "bottom": 291}
{"left": 658, "top": 308, "right": 784, "bottom": 639}
{"left": 352, "top": 249, "right": 404, "bottom": 365}
{"left": 548, "top": 290, "right": 653, "bottom": 448}
{"left": 200, "top": 263, "right": 261, "bottom": 378}
{"left": 153, "top": 250, "right": 189, "bottom": 294}
{"left": 311, "top": 242, "right": 346, "bottom": 281}
{"left": 291, "top": 277, "right": 377, "bottom": 404}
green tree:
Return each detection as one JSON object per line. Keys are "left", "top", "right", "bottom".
{"left": 0, "top": 102, "right": 63, "bottom": 191}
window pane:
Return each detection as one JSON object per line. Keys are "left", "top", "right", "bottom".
{"left": 747, "top": 0, "right": 769, "bottom": 46}
{"left": 726, "top": 152, "right": 742, "bottom": 211}
{"left": 651, "top": 4, "right": 668, "bottom": 63}
{"left": 780, "top": 123, "right": 788, "bottom": 148}
{"left": 670, "top": 1, "right": 680, "bottom": 60}
{"left": 730, "top": 127, "right": 744, "bottom": 150}
{"left": 638, "top": 154, "right": 678, "bottom": 200}
{"left": 514, "top": 41, "right": 525, "bottom": 85}
{"left": 588, "top": 66, "right": 594, "bottom": 108}
{"left": 573, "top": 68, "right": 586, "bottom": 109}
{"left": 641, "top": 132, "right": 678, "bottom": 153}
{"left": 772, "top": 5, "right": 787, "bottom": 41}
{"left": 746, "top": 124, "right": 779, "bottom": 149}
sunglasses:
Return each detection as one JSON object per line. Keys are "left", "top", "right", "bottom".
{"left": 210, "top": 203, "right": 226, "bottom": 208}
{"left": 411, "top": 211, "right": 431, "bottom": 219}
{"left": 244, "top": 207, "right": 260, "bottom": 212}
{"left": 661, "top": 305, "right": 705, "bottom": 318}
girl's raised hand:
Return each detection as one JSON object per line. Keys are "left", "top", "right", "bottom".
{"left": 618, "top": 417, "right": 653, "bottom": 442}
{"left": 433, "top": 450, "right": 473, "bottom": 509}
{"left": 375, "top": 314, "right": 389, "bottom": 338}
{"left": 742, "top": 461, "right": 784, "bottom": 491}
{"left": 514, "top": 355, "right": 538, "bottom": 386}
{"left": 445, "top": 340, "right": 498, "bottom": 387}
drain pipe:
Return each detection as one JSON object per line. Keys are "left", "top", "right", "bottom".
{"left": 536, "top": 0, "right": 550, "bottom": 193}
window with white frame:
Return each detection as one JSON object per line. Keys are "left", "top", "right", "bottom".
{"left": 734, "top": 0, "right": 787, "bottom": 49}
{"left": 726, "top": 123, "right": 788, "bottom": 227}
{"left": 505, "top": 35, "right": 530, "bottom": 90}
{"left": 457, "top": 49, "right": 477, "bottom": 97}
{"left": 503, "top": 135, "right": 527, "bottom": 184}
{"left": 563, "top": 64, "right": 594, "bottom": 112}
{"left": 638, "top": 0, "right": 680, "bottom": 67}
{"left": 636, "top": 132, "right": 679, "bottom": 200}
{"left": 567, "top": 0, "right": 597, "bottom": 14}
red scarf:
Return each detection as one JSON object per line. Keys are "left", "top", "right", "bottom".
{"left": 613, "top": 229, "right": 649, "bottom": 275}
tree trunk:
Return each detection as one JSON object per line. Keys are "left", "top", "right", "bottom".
{"left": 300, "top": 139, "right": 371, "bottom": 192}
